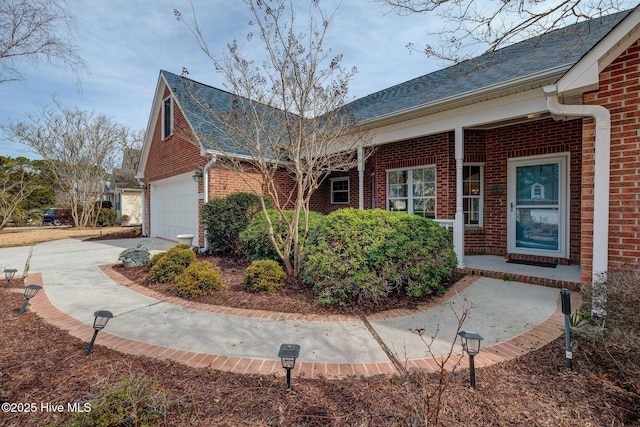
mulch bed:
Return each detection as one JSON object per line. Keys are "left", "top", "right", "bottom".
{"left": 112, "top": 256, "right": 464, "bottom": 316}
{"left": 3, "top": 231, "right": 630, "bottom": 425}
{"left": 1, "top": 287, "right": 637, "bottom": 426}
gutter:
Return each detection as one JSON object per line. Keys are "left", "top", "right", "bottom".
{"left": 360, "top": 65, "right": 572, "bottom": 129}
{"left": 543, "top": 85, "right": 610, "bottom": 289}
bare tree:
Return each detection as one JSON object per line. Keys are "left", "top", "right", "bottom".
{"left": 0, "top": 157, "right": 39, "bottom": 229}
{"left": 4, "top": 102, "right": 136, "bottom": 227}
{"left": 378, "top": 0, "right": 635, "bottom": 62}
{"left": 0, "top": 0, "right": 85, "bottom": 84}
{"left": 176, "top": 0, "right": 370, "bottom": 276}
{"left": 406, "top": 299, "right": 472, "bottom": 426}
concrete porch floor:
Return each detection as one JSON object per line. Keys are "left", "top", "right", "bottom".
{"left": 458, "top": 255, "right": 581, "bottom": 289}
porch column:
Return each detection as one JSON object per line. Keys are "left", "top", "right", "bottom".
{"left": 454, "top": 127, "right": 465, "bottom": 268}
{"left": 358, "top": 147, "right": 364, "bottom": 210}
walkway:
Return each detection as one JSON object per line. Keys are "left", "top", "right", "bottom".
{"left": 1, "top": 237, "right": 579, "bottom": 379}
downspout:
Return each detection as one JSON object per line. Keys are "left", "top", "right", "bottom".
{"left": 454, "top": 126, "right": 465, "bottom": 268}
{"left": 201, "top": 154, "right": 217, "bottom": 252}
{"left": 137, "top": 180, "right": 147, "bottom": 236}
{"left": 358, "top": 147, "right": 364, "bottom": 209}
{"left": 543, "top": 85, "right": 610, "bottom": 303}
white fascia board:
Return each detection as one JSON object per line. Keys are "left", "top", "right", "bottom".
{"left": 204, "top": 148, "right": 293, "bottom": 167}
{"left": 137, "top": 73, "right": 211, "bottom": 181}
{"left": 367, "top": 88, "right": 548, "bottom": 146}
{"left": 557, "top": 8, "right": 640, "bottom": 96}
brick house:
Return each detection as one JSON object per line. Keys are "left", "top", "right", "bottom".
{"left": 137, "top": 7, "right": 640, "bottom": 285}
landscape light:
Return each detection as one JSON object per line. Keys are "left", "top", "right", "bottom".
{"left": 86, "top": 310, "right": 113, "bottom": 356}
{"left": 278, "top": 343, "right": 300, "bottom": 389}
{"left": 19, "top": 285, "right": 41, "bottom": 315}
{"left": 560, "top": 289, "right": 573, "bottom": 370}
{"left": 4, "top": 268, "right": 17, "bottom": 288}
{"left": 458, "top": 330, "right": 484, "bottom": 389}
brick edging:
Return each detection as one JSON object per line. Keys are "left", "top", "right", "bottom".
{"left": 24, "top": 272, "right": 577, "bottom": 380}
{"left": 100, "top": 264, "right": 478, "bottom": 322}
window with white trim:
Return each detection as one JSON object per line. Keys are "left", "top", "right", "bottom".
{"left": 331, "top": 177, "right": 349, "bottom": 204}
{"left": 387, "top": 166, "right": 436, "bottom": 218}
{"left": 163, "top": 96, "right": 173, "bottom": 138}
{"left": 463, "top": 164, "right": 483, "bottom": 227}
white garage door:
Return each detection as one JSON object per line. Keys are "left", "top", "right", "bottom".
{"left": 150, "top": 173, "right": 199, "bottom": 241}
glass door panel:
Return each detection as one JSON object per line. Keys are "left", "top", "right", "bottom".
{"left": 508, "top": 156, "right": 567, "bottom": 257}
{"left": 515, "top": 163, "right": 559, "bottom": 251}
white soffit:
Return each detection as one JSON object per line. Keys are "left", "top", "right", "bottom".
{"left": 557, "top": 8, "right": 640, "bottom": 97}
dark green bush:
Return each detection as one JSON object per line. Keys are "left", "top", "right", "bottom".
{"left": 146, "top": 245, "right": 190, "bottom": 270}
{"left": 201, "top": 192, "right": 268, "bottom": 256}
{"left": 244, "top": 260, "right": 287, "bottom": 294}
{"left": 176, "top": 261, "right": 225, "bottom": 297}
{"left": 240, "top": 209, "right": 324, "bottom": 262}
{"left": 302, "top": 208, "right": 457, "bottom": 306}
{"left": 148, "top": 248, "right": 195, "bottom": 283}
{"left": 95, "top": 208, "right": 117, "bottom": 226}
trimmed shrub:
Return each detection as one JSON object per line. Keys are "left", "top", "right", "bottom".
{"left": 147, "top": 252, "right": 166, "bottom": 270}
{"left": 148, "top": 248, "right": 195, "bottom": 283}
{"left": 244, "top": 260, "right": 287, "bottom": 294}
{"left": 176, "top": 261, "right": 225, "bottom": 297}
{"left": 240, "top": 209, "right": 324, "bottom": 262}
{"left": 95, "top": 208, "right": 117, "bottom": 226}
{"left": 302, "top": 208, "right": 457, "bottom": 306}
{"left": 146, "top": 245, "right": 190, "bottom": 270}
{"left": 201, "top": 192, "right": 268, "bottom": 256}
{"left": 63, "top": 374, "right": 169, "bottom": 426}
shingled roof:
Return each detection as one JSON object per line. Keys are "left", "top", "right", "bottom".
{"left": 160, "top": 9, "right": 631, "bottom": 140}
{"left": 344, "top": 9, "right": 632, "bottom": 122}
{"left": 161, "top": 71, "right": 239, "bottom": 153}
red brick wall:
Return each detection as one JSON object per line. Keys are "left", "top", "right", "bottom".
{"left": 143, "top": 88, "right": 211, "bottom": 245}
{"left": 312, "top": 120, "right": 582, "bottom": 263}
{"left": 369, "top": 132, "right": 454, "bottom": 217}
{"left": 484, "top": 118, "right": 583, "bottom": 262}
{"left": 143, "top": 86, "right": 271, "bottom": 246}
{"left": 584, "top": 39, "right": 640, "bottom": 282}
{"left": 208, "top": 168, "right": 263, "bottom": 199}
{"left": 462, "top": 130, "right": 488, "bottom": 254}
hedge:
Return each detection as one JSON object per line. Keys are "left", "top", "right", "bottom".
{"left": 302, "top": 208, "right": 457, "bottom": 306}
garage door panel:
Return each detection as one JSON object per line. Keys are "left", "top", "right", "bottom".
{"left": 150, "top": 173, "right": 198, "bottom": 241}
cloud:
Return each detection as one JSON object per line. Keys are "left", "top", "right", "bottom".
{"left": 0, "top": 0, "right": 442, "bottom": 159}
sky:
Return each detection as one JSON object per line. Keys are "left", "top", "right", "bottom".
{"left": 0, "top": 0, "right": 443, "bottom": 159}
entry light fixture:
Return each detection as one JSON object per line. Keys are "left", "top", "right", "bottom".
{"left": 458, "top": 330, "right": 484, "bottom": 389}
{"left": 4, "top": 268, "right": 17, "bottom": 288}
{"left": 19, "top": 285, "right": 41, "bottom": 315}
{"left": 192, "top": 171, "right": 203, "bottom": 182}
{"left": 86, "top": 310, "right": 113, "bottom": 355}
{"left": 278, "top": 343, "right": 300, "bottom": 389}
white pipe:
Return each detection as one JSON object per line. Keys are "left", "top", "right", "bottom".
{"left": 357, "top": 147, "right": 364, "bottom": 210}
{"left": 137, "top": 180, "right": 147, "bottom": 236}
{"left": 201, "top": 155, "right": 217, "bottom": 252}
{"left": 543, "top": 85, "right": 610, "bottom": 285}
{"left": 454, "top": 126, "right": 465, "bottom": 268}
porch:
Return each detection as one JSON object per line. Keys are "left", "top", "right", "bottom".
{"left": 457, "top": 255, "right": 581, "bottom": 291}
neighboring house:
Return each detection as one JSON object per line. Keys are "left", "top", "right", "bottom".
{"left": 106, "top": 148, "right": 142, "bottom": 225}
{"left": 137, "top": 7, "right": 640, "bottom": 286}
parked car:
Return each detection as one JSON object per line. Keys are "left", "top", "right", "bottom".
{"left": 43, "top": 208, "right": 73, "bottom": 226}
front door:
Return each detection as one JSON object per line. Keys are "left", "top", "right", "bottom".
{"left": 507, "top": 154, "right": 568, "bottom": 259}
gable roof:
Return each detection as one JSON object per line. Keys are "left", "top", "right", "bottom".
{"left": 138, "top": 8, "right": 637, "bottom": 179}
{"left": 161, "top": 71, "right": 241, "bottom": 155}
{"left": 344, "top": 9, "right": 633, "bottom": 124}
